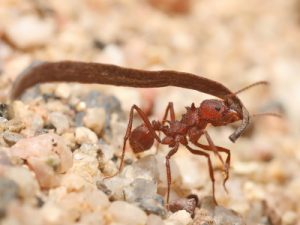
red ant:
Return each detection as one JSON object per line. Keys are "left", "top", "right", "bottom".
{"left": 110, "top": 81, "right": 279, "bottom": 205}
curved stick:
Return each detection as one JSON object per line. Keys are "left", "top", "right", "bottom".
{"left": 10, "top": 61, "right": 249, "bottom": 142}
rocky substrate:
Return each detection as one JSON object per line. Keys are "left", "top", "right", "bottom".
{"left": 1, "top": 0, "right": 300, "bottom": 224}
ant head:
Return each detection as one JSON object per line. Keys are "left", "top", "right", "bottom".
{"left": 199, "top": 99, "right": 242, "bottom": 126}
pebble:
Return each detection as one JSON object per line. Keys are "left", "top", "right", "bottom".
{"left": 4, "top": 167, "right": 39, "bottom": 200}
{"left": 41, "top": 202, "right": 65, "bottom": 225}
{"left": 0, "top": 104, "right": 9, "bottom": 119}
{"left": 48, "top": 112, "right": 70, "bottom": 134}
{"left": 282, "top": 211, "right": 297, "bottom": 225}
{"left": 173, "top": 150, "right": 205, "bottom": 189}
{"left": 54, "top": 83, "right": 71, "bottom": 99}
{"left": 75, "top": 127, "right": 98, "bottom": 144}
{"left": 1, "top": 0, "right": 299, "bottom": 223}
{"left": 146, "top": 214, "right": 164, "bottom": 225}
{"left": 83, "top": 107, "right": 106, "bottom": 135}
{"left": 9, "top": 134, "right": 73, "bottom": 188}
{"left": 107, "top": 201, "right": 147, "bottom": 225}
{"left": 0, "top": 118, "right": 25, "bottom": 133}
{"left": 0, "top": 177, "right": 19, "bottom": 218}
{"left": 166, "top": 210, "right": 192, "bottom": 225}
{"left": 71, "top": 147, "right": 101, "bottom": 184}
{"left": 192, "top": 196, "right": 246, "bottom": 225}
{"left": 60, "top": 173, "right": 87, "bottom": 192}
{"left": 5, "top": 15, "right": 55, "bottom": 49}
{"left": 169, "top": 195, "right": 198, "bottom": 217}
{"left": 2, "top": 131, "right": 24, "bottom": 146}
{"left": 124, "top": 178, "right": 157, "bottom": 202}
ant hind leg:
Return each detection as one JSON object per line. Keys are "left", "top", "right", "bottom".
{"left": 104, "top": 105, "right": 161, "bottom": 179}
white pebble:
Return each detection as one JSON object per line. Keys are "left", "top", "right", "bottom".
{"left": 165, "top": 210, "right": 192, "bottom": 225}
{"left": 282, "top": 211, "right": 297, "bottom": 225}
{"left": 5, "top": 15, "right": 55, "bottom": 49}
{"left": 83, "top": 107, "right": 106, "bottom": 135}
{"left": 75, "top": 127, "right": 98, "bottom": 144}
{"left": 146, "top": 214, "right": 164, "bottom": 225}
{"left": 4, "top": 167, "right": 39, "bottom": 200}
{"left": 107, "top": 201, "right": 147, "bottom": 225}
{"left": 49, "top": 112, "right": 70, "bottom": 134}
{"left": 55, "top": 83, "right": 71, "bottom": 99}
{"left": 41, "top": 202, "right": 64, "bottom": 225}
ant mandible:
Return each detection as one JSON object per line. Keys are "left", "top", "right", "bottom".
{"left": 110, "top": 81, "right": 276, "bottom": 205}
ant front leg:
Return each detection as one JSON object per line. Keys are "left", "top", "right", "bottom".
{"left": 194, "top": 131, "right": 231, "bottom": 193}
{"left": 185, "top": 144, "right": 217, "bottom": 204}
{"left": 105, "top": 105, "right": 161, "bottom": 178}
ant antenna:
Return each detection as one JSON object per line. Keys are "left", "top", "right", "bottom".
{"left": 252, "top": 112, "right": 282, "bottom": 118}
{"left": 226, "top": 81, "right": 269, "bottom": 99}
{"left": 234, "top": 81, "right": 269, "bottom": 95}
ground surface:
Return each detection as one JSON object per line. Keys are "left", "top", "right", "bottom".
{"left": 0, "top": 0, "right": 300, "bottom": 224}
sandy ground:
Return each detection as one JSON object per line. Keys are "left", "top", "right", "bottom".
{"left": 0, "top": 0, "right": 300, "bottom": 224}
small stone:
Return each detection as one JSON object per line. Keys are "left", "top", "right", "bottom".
{"left": 0, "top": 151, "right": 12, "bottom": 167}
{"left": 146, "top": 214, "right": 164, "bottom": 225}
{"left": 123, "top": 178, "right": 166, "bottom": 216}
{"left": 282, "top": 211, "right": 297, "bottom": 225}
{"left": 213, "top": 206, "right": 245, "bottom": 225}
{"left": 9, "top": 134, "right": 73, "bottom": 188}
{"left": 174, "top": 150, "right": 206, "bottom": 189}
{"left": 1, "top": 118, "right": 25, "bottom": 133}
{"left": 0, "top": 178, "right": 19, "bottom": 218}
{"left": 77, "top": 212, "right": 105, "bottom": 225}
{"left": 41, "top": 202, "right": 65, "bottom": 225}
{"left": 0, "top": 104, "right": 9, "bottom": 119}
{"left": 129, "top": 155, "right": 160, "bottom": 181}
{"left": 48, "top": 112, "right": 70, "bottom": 134}
{"left": 76, "top": 101, "right": 87, "bottom": 112}
{"left": 193, "top": 196, "right": 246, "bottom": 225}
{"left": 2, "top": 131, "right": 24, "bottom": 146}
{"left": 167, "top": 210, "right": 192, "bottom": 225}
{"left": 103, "top": 176, "right": 131, "bottom": 200}
{"left": 169, "top": 195, "right": 198, "bottom": 217}
{"left": 75, "top": 127, "right": 98, "bottom": 144}
{"left": 4, "top": 167, "right": 39, "bottom": 200}
{"left": 124, "top": 178, "right": 157, "bottom": 202}
{"left": 5, "top": 15, "right": 55, "bottom": 49}
{"left": 107, "top": 201, "right": 147, "bottom": 225}
{"left": 54, "top": 83, "right": 71, "bottom": 99}
{"left": 83, "top": 107, "right": 106, "bottom": 135}
{"left": 60, "top": 173, "right": 87, "bottom": 192}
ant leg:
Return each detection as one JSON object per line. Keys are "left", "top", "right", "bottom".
{"left": 191, "top": 129, "right": 225, "bottom": 170}
{"left": 162, "top": 102, "right": 176, "bottom": 123}
{"left": 156, "top": 102, "right": 176, "bottom": 151}
{"left": 185, "top": 144, "right": 217, "bottom": 204}
{"left": 105, "top": 105, "right": 161, "bottom": 179}
{"left": 165, "top": 143, "right": 179, "bottom": 206}
{"left": 193, "top": 131, "right": 231, "bottom": 193}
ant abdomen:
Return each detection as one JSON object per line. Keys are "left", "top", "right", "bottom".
{"left": 129, "top": 124, "right": 154, "bottom": 153}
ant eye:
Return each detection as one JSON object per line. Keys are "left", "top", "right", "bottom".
{"left": 215, "top": 106, "right": 221, "bottom": 111}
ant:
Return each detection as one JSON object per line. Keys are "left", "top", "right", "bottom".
{"left": 10, "top": 61, "right": 279, "bottom": 205}
{"left": 108, "top": 81, "right": 280, "bottom": 206}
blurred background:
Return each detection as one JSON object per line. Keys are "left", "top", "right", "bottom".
{"left": 0, "top": 0, "right": 299, "bottom": 224}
